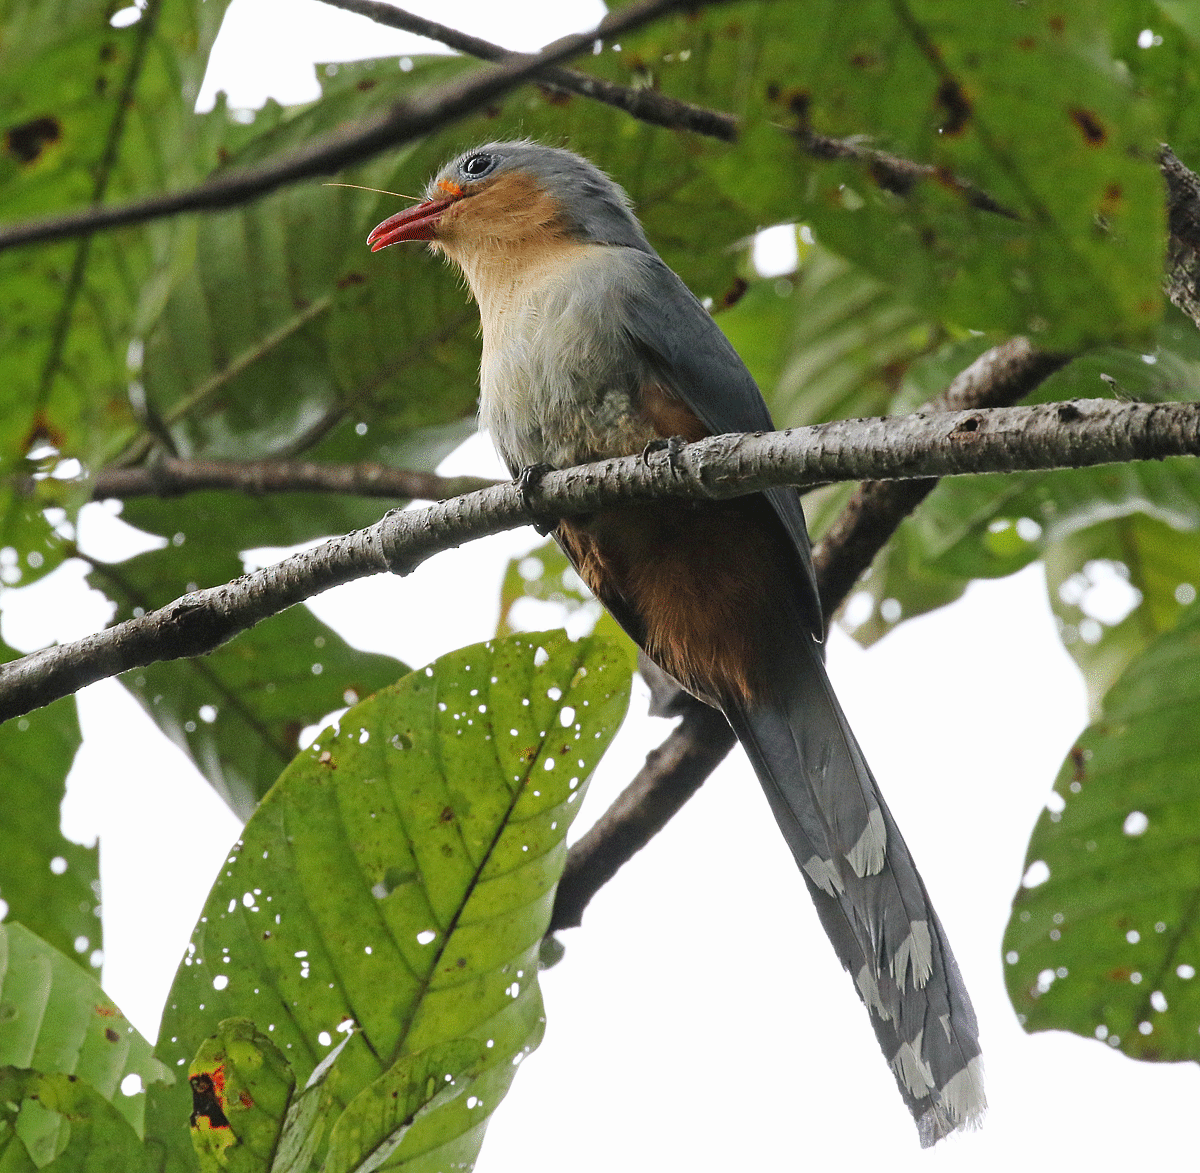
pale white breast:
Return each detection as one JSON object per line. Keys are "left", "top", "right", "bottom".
{"left": 452, "top": 243, "right": 654, "bottom": 473}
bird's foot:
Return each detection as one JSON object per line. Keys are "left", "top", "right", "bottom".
{"left": 641, "top": 434, "right": 687, "bottom": 476}
{"left": 514, "top": 463, "right": 557, "bottom": 536}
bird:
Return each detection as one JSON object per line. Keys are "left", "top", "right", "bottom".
{"left": 368, "top": 140, "right": 984, "bottom": 1145}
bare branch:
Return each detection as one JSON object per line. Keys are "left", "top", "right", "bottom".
{"left": 550, "top": 694, "right": 735, "bottom": 932}
{"left": 811, "top": 339, "right": 1071, "bottom": 618}
{"left": 0, "top": 0, "right": 723, "bottom": 254}
{"left": 89, "top": 456, "right": 497, "bottom": 502}
{"left": 3, "top": 395, "right": 1197, "bottom": 722}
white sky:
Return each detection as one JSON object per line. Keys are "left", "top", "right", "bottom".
{"left": 13, "top": 1, "right": 1199, "bottom": 1169}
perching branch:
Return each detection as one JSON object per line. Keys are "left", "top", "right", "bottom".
{"left": 3, "top": 396, "right": 1198, "bottom": 723}
{"left": 0, "top": 0, "right": 723, "bottom": 254}
{"left": 89, "top": 457, "right": 496, "bottom": 503}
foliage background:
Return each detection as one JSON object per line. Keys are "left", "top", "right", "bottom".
{"left": 3, "top": 0, "right": 1200, "bottom": 1168}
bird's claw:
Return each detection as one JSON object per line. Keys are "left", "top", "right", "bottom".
{"left": 515, "top": 463, "right": 557, "bottom": 536}
{"left": 641, "top": 434, "right": 687, "bottom": 475}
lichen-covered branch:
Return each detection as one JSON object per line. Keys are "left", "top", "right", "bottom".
{"left": 2, "top": 395, "right": 1195, "bottom": 723}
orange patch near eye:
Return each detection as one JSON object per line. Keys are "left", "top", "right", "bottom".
{"left": 437, "top": 178, "right": 464, "bottom": 197}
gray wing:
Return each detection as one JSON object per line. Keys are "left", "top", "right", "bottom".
{"left": 617, "top": 250, "right": 824, "bottom": 634}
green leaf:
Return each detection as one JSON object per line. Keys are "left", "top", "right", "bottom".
{"left": 322, "top": 1038, "right": 482, "bottom": 1173}
{"left": 269, "top": 1032, "right": 351, "bottom": 1173}
{"left": 123, "top": 62, "right": 488, "bottom": 475}
{"left": 0, "top": 0, "right": 231, "bottom": 477}
{"left": 0, "top": 676, "right": 98, "bottom": 969}
{"left": 0, "top": 923, "right": 169, "bottom": 1136}
{"left": 187, "top": 1019, "right": 295, "bottom": 1173}
{"left": 0, "top": 1068, "right": 149, "bottom": 1173}
{"left": 1044, "top": 511, "right": 1200, "bottom": 714}
{"left": 720, "top": 0, "right": 1165, "bottom": 348}
{"left": 720, "top": 244, "right": 946, "bottom": 428}
{"left": 1004, "top": 598, "right": 1200, "bottom": 1060}
{"left": 144, "top": 631, "right": 632, "bottom": 1173}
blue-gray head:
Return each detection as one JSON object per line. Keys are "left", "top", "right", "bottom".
{"left": 367, "top": 141, "right": 653, "bottom": 255}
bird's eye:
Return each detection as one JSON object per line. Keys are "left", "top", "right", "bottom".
{"left": 460, "top": 153, "right": 497, "bottom": 179}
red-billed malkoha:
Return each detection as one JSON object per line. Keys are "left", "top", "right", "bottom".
{"left": 368, "top": 141, "right": 984, "bottom": 1145}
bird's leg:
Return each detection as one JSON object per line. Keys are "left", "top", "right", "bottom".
{"left": 514, "top": 462, "right": 557, "bottom": 536}
{"left": 641, "top": 434, "right": 687, "bottom": 475}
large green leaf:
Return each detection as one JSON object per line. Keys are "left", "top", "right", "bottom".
{"left": 0, "top": 923, "right": 170, "bottom": 1136}
{"left": 1004, "top": 597, "right": 1200, "bottom": 1061}
{"left": 0, "top": 670, "right": 98, "bottom": 968}
{"left": 714, "top": 0, "right": 1165, "bottom": 349}
{"left": 144, "top": 631, "right": 631, "bottom": 1172}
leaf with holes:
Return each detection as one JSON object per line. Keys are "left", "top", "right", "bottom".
{"left": 143, "top": 631, "right": 631, "bottom": 1173}
{"left": 321, "top": 1037, "right": 483, "bottom": 1173}
{"left": 1004, "top": 598, "right": 1200, "bottom": 1060}
{"left": 713, "top": 0, "right": 1165, "bottom": 348}
{"left": 0, "top": 923, "right": 169, "bottom": 1135}
{"left": 186, "top": 1018, "right": 295, "bottom": 1173}
{"left": 1044, "top": 510, "right": 1200, "bottom": 714}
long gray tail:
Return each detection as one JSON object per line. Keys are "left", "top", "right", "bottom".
{"left": 725, "top": 632, "right": 984, "bottom": 1146}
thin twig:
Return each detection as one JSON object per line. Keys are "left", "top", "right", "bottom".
{"left": 550, "top": 694, "right": 736, "bottom": 931}
{"left": 320, "top": 0, "right": 741, "bottom": 141}
{"left": 3, "top": 395, "right": 1195, "bottom": 723}
{"left": 89, "top": 456, "right": 497, "bottom": 502}
{"left": 321, "top": 0, "right": 1021, "bottom": 217}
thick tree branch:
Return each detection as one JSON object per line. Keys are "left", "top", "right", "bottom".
{"left": 3, "top": 396, "right": 1197, "bottom": 723}
{"left": 89, "top": 457, "right": 496, "bottom": 502}
{"left": 0, "top": 0, "right": 720, "bottom": 254}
